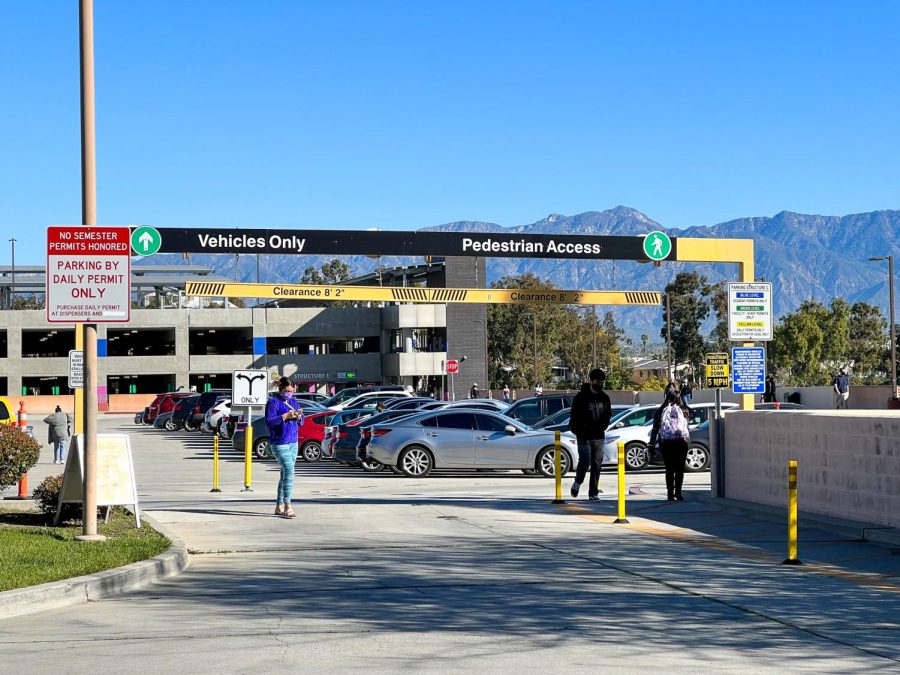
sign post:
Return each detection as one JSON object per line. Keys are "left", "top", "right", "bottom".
{"left": 68, "top": 350, "right": 84, "bottom": 389}
{"left": 705, "top": 352, "right": 731, "bottom": 499}
{"left": 232, "top": 370, "right": 268, "bottom": 492}
{"left": 732, "top": 347, "right": 766, "bottom": 396}
{"left": 47, "top": 226, "right": 131, "bottom": 323}
{"left": 728, "top": 282, "right": 773, "bottom": 341}
{"left": 47, "top": 221, "right": 130, "bottom": 542}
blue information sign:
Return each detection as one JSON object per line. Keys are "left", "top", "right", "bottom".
{"left": 731, "top": 347, "right": 766, "bottom": 394}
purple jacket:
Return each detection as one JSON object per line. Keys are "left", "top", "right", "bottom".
{"left": 265, "top": 394, "right": 303, "bottom": 445}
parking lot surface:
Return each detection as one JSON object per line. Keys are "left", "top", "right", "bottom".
{"left": 2, "top": 415, "right": 900, "bottom": 673}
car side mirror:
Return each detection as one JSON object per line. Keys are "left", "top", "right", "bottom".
{"left": 504, "top": 425, "right": 516, "bottom": 435}
{"left": 613, "top": 421, "right": 624, "bottom": 429}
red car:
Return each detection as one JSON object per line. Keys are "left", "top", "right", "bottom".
{"left": 234, "top": 409, "right": 335, "bottom": 462}
{"left": 143, "top": 392, "right": 192, "bottom": 425}
{"left": 296, "top": 411, "right": 333, "bottom": 462}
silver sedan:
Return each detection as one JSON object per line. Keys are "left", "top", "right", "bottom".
{"left": 366, "top": 410, "right": 578, "bottom": 478}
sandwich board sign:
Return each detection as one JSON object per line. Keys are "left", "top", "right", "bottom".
{"left": 55, "top": 434, "right": 140, "bottom": 526}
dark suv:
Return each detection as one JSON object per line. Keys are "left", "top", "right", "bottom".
{"left": 504, "top": 394, "right": 574, "bottom": 427}
{"left": 143, "top": 392, "right": 192, "bottom": 425}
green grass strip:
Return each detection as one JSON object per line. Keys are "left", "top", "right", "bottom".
{"left": 0, "top": 509, "right": 171, "bottom": 592}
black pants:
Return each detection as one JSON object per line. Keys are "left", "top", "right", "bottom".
{"left": 660, "top": 438, "right": 688, "bottom": 495}
{"left": 575, "top": 438, "right": 604, "bottom": 498}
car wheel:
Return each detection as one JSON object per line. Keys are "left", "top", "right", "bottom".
{"left": 301, "top": 441, "right": 322, "bottom": 463}
{"left": 216, "top": 420, "right": 229, "bottom": 439}
{"left": 521, "top": 469, "right": 537, "bottom": 475}
{"left": 398, "top": 445, "right": 434, "bottom": 478}
{"left": 164, "top": 417, "right": 178, "bottom": 431}
{"left": 253, "top": 437, "right": 271, "bottom": 460}
{"left": 184, "top": 418, "right": 200, "bottom": 432}
{"left": 389, "top": 466, "right": 403, "bottom": 475}
{"left": 360, "top": 457, "right": 384, "bottom": 472}
{"left": 536, "top": 446, "right": 571, "bottom": 478}
{"left": 624, "top": 442, "right": 649, "bottom": 471}
{"left": 685, "top": 444, "right": 710, "bottom": 472}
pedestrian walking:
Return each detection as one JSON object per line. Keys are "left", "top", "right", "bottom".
{"left": 43, "top": 405, "right": 72, "bottom": 465}
{"left": 535, "top": 383, "right": 544, "bottom": 397}
{"left": 265, "top": 376, "right": 304, "bottom": 519}
{"left": 568, "top": 368, "right": 612, "bottom": 501}
{"left": 763, "top": 373, "right": 777, "bottom": 403}
{"left": 833, "top": 367, "right": 850, "bottom": 409}
{"left": 681, "top": 378, "right": 693, "bottom": 404}
{"left": 469, "top": 383, "right": 479, "bottom": 399}
{"left": 502, "top": 384, "right": 511, "bottom": 404}
{"left": 649, "top": 390, "right": 692, "bottom": 501}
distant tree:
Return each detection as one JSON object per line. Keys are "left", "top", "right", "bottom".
{"left": 705, "top": 281, "right": 729, "bottom": 354}
{"left": 661, "top": 272, "right": 710, "bottom": 379}
{"left": 770, "top": 300, "right": 830, "bottom": 385}
{"left": 640, "top": 334, "right": 649, "bottom": 353}
{"left": 848, "top": 302, "right": 889, "bottom": 384}
{"left": 300, "top": 259, "right": 352, "bottom": 285}
{"left": 228, "top": 297, "right": 246, "bottom": 308}
{"left": 12, "top": 294, "right": 45, "bottom": 310}
{"left": 487, "top": 273, "right": 572, "bottom": 388}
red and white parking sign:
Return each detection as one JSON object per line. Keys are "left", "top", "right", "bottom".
{"left": 46, "top": 226, "right": 131, "bottom": 323}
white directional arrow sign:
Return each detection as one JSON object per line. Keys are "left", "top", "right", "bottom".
{"left": 139, "top": 231, "right": 154, "bottom": 252}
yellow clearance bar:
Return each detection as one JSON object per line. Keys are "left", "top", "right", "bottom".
{"left": 185, "top": 282, "right": 662, "bottom": 306}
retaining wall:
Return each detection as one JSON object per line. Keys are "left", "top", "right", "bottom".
{"left": 722, "top": 410, "right": 900, "bottom": 529}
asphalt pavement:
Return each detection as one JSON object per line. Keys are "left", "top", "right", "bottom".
{"left": 2, "top": 415, "right": 900, "bottom": 673}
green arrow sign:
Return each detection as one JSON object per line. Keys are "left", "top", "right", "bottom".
{"left": 131, "top": 226, "right": 161, "bottom": 256}
{"left": 642, "top": 231, "right": 672, "bottom": 261}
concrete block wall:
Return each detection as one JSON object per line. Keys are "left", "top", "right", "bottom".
{"left": 723, "top": 410, "right": 900, "bottom": 528}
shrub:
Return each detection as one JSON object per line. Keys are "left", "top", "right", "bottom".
{"left": 0, "top": 425, "right": 41, "bottom": 491}
{"left": 32, "top": 474, "right": 101, "bottom": 524}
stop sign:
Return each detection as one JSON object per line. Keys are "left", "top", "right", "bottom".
{"left": 446, "top": 359, "right": 460, "bottom": 374}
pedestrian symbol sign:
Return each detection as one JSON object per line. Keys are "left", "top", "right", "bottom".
{"left": 131, "top": 226, "right": 162, "bottom": 256}
{"left": 642, "top": 231, "right": 672, "bottom": 261}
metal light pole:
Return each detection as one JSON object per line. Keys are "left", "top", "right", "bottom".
{"left": 666, "top": 293, "right": 673, "bottom": 382}
{"left": 8, "top": 239, "right": 15, "bottom": 309}
{"left": 76, "top": 0, "right": 104, "bottom": 542}
{"left": 869, "top": 255, "right": 897, "bottom": 399}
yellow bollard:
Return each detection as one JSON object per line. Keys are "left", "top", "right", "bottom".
{"left": 210, "top": 434, "right": 222, "bottom": 493}
{"left": 782, "top": 459, "right": 802, "bottom": 565}
{"left": 242, "top": 409, "right": 254, "bottom": 492}
{"left": 614, "top": 440, "right": 629, "bottom": 524}
{"left": 552, "top": 430, "right": 565, "bottom": 504}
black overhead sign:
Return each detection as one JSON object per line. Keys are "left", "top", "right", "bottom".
{"left": 152, "top": 228, "right": 676, "bottom": 261}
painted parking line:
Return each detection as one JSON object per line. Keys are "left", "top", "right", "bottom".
{"left": 555, "top": 501, "right": 900, "bottom": 594}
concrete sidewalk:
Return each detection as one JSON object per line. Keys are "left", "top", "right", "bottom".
{"left": 2, "top": 417, "right": 899, "bottom": 672}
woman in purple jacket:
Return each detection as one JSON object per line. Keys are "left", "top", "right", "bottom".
{"left": 265, "top": 377, "right": 304, "bottom": 518}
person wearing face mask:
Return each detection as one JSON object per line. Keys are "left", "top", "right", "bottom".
{"left": 567, "top": 368, "right": 612, "bottom": 501}
{"left": 265, "top": 376, "right": 304, "bottom": 518}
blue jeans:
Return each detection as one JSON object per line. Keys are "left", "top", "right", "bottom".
{"left": 272, "top": 442, "right": 298, "bottom": 504}
{"left": 575, "top": 438, "right": 604, "bottom": 498}
{"left": 54, "top": 438, "right": 69, "bottom": 463}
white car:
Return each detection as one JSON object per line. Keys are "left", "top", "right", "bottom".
{"left": 329, "top": 391, "right": 412, "bottom": 411}
{"left": 604, "top": 402, "right": 738, "bottom": 471}
{"left": 202, "top": 398, "right": 232, "bottom": 436}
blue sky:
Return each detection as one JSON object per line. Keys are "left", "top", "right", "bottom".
{"left": 4, "top": 0, "right": 900, "bottom": 263}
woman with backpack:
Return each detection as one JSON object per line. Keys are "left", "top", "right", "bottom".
{"left": 648, "top": 390, "right": 693, "bottom": 501}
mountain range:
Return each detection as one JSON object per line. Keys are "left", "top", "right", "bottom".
{"left": 137, "top": 207, "right": 900, "bottom": 339}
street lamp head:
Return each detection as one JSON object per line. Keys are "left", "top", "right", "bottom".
{"left": 868, "top": 256, "right": 887, "bottom": 262}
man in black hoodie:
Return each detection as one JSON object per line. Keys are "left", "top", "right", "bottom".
{"left": 568, "top": 368, "right": 612, "bottom": 501}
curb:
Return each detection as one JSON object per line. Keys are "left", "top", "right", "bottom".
{"left": 0, "top": 512, "right": 189, "bottom": 620}
{"left": 708, "top": 496, "right": 900, "bottom": 547}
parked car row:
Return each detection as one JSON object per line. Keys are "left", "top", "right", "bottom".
{"left": 137, "top": 387, "right": 806, "bottom": 477}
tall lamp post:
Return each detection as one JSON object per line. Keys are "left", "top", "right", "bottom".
{"left": 868, "top": 255, "right": 897, "bottom": 399}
